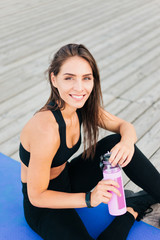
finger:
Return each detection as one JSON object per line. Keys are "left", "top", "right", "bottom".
{"left": 121, "top": 161, "right": 129, "bottom": 168}
{"left": 102, "top": 196, "right": 110, "bottom": 204}
{"left": 111, "top": 150, "right": 124, "bottom": 166}
{"left": 101, "top": 191, "right": 112, "bottom": 203}
{"left": 102, "top": 190, "right": 112, "bottom": 199}
{"left": 119, "top": 153, "right": 128, "bottom": 165}
{"left": 109, "top": 149, "right": 119, "bottom": 163}
{"left": 105, "top": 186, "right": 121, "bottom": 197}
{"left": 102, "top": 179, "right": 120, "bottom": 188}
{"left": 111, "top": 158, "right": 120, "bottom": 167}
{"left": 100, "top": 181, "right": 121, "bottom": 197}
{"left": 121, "top": 155, "right": 132, "bottom": 167}
{"left": 121, "top": 159, "right": 131, "bottom": 168}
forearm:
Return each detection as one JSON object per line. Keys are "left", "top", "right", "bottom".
{"left": 30, "top": 190, "right": 86, "bottom": 209}
{"left": 119, "top": 121, "right": 137, "bottom": 145}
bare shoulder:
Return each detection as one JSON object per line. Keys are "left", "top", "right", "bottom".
{"left": 20, "top": 110, "right": 60, "bottom": 151}
{"left": 30, "top": 110, "right": 57, "bottom": 133}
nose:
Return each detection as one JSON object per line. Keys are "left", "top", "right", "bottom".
{"left": 73, "top": 78, "right": 83, "bottom": 92}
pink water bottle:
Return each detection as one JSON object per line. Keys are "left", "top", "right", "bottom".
{"left": 100, "top": 152, "right": 127, "bottom": 216}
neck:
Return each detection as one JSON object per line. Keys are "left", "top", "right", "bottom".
{"left": 61, "top": 104, "right": 77, "bottom": 120}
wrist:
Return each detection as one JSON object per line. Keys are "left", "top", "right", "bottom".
{"left": 85, "top": 192, "right": 93, "bottom": 208}
{"left": 121, "top": 135, "right": 136, "bottom": 146}
{"left": 120, "top": 122, "right": 137, "bottom": 144}
{"left": 121, "top": 139, "right": 135, "bottom": 146}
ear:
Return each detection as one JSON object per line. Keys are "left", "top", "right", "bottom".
{"left": 51, "top": 72, "right": 57, "bottom": 87}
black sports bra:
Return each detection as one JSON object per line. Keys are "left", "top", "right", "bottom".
{"left": 19, "top": 103, "right": 82, "bottom": 168}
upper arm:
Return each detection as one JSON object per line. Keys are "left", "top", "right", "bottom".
{"left": 27, "top": 112, "right": 60, "bottom": 204}
{"left": 98, "top": 107, "right": 125, "bottom": 133}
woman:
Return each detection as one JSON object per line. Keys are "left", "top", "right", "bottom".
{"left": 19, "top": 43, "right": 160, "bottom": 240}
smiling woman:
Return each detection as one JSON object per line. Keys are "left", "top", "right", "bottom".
{"left": 19, "top": 43, "right": 160, "bottom": 240}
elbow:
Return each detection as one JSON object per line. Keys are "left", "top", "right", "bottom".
{"left": 28, "top": 192, "right": 45, "bottom": 208}
{"left": 28, "top": 195, "right": 41, "bottom": 207}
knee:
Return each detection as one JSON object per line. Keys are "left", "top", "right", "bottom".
{"left": 107, "top": 133, "right": 121, "bottom": 143}
{"left": 97, "top": 134, "right": 121, "bottom": 151}
{"left": 105, "top": 134, "right": 121, "bottom": 146}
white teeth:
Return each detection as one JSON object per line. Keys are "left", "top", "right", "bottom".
{"left": 70, "top": 95, "right": 84, "bottom": 100}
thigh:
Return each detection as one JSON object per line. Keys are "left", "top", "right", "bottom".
{"left": 38, "top": 208, "right": 93, "bottom": 240}
{"left": 69, "top": 134, "right": 121, "bottom": 193}
{"left": 123, "top": 145, "right": 160, "bottom": 201}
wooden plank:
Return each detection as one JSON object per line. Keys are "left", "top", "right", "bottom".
{"left": 137, "top": 81, "right": 160, "bottom": 105}
{"left": 89, "top": 1, "right": 157, "bottom": 50}
{"left": 0, "top": 1, "right": 83, "bottom": 32}
{"left": 104, "top": 98, "right": 130, "bottom": 115}
{"left": 97, "top": 19, "right": 160, "bottom": 70}
{"left": 136, "top": 121, "right": 160, "bottom": 158}
{"left": 101, "top": 44, "right": 160, "bottom": 92}
{"left": 0, "top": 81, "right": 49, "bottom": 114}
{"left": 117, "top": 102, "right": 149, "bottom": 123}
{"left": 0, "top": 87, "right": 49, "bottom": 129}
{"left": 96, "top": 15, "right": 160, "bottom": 68}
{"left": 100, "top": 31, "right": 160, "bottom": 82}
{"left": 122, "top": 69, "right": 160, "bottom": 101}
{"left": 0, "top": 0, "right": 55, "bottom": 17}
{"left": 0, "top": 93, "right": 48, "bottom": 144}
{"left": 0, "top": 76, "right": 44, "bottom": 103}
{"left": 0, "top": 9, "right": 159, "bottom": 100}
{"left": 0, "top": 1, "right": 156, "bottom": 73}
{"left": 0, "top": 1, "right": 123, "bottom": 48}
{"left": 0, "top": 0, "right": 151, "bottom": 39}
{"left": 0, "top": 2, "right": 158, "bottom": 59}
{"left": 107, "top": 55, "right": 160, "bottom": 98}
{"left": 133, "top": 100, "right": 160, "bottom": 139}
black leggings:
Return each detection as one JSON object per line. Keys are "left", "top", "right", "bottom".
{"left": 22, "top": 134, "right": 160, "bottom": 240}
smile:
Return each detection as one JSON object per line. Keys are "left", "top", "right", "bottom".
{"left": 69, "top": 94, "right": 86, "bottom": 100}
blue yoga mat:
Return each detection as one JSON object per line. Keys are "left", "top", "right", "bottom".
{"left": 0, "top": 153, "right": 160, "bottom": 239}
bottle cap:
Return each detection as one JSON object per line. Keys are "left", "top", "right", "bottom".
{"left": 100, "top": 151, "right": 120, "bottom": 172}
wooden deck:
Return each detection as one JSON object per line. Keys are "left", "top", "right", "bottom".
{"left": 0, "top": 0, "right": 160, "bottom": 228}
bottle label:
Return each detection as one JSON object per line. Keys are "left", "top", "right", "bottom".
{"left": 116, "top": 177, "right": 125, "bottom": 209}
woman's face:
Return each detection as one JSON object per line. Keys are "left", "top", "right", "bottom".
{"left": 51, "top": 56, "right": 94, "bottom": 109}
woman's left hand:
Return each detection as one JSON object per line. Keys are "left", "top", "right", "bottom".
{"left": 109, "top": 141, "right": 135, "bottom": 168}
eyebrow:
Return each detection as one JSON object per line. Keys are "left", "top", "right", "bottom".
{"left": 63, "top": 73, "right": 93, "bottom": 76}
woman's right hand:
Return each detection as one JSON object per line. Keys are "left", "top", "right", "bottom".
{"left": 90, "top": 180, "right": 121, "bottom": 207}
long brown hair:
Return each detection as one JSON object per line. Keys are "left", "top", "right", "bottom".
{"left": 40, "top": 43, "right": 103, "bottom": 159}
